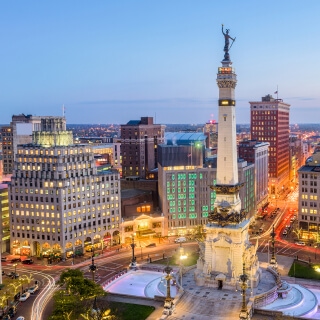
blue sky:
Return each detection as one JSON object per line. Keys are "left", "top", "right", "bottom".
{"left": 0, "top": 1, "right": 320, "bottom": 125}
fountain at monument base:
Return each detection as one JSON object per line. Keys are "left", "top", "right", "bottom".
{"left": 103, "top": 269, "right": 178, "bottom": 299}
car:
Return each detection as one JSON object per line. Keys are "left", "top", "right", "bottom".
{"left": 8, "top": 306, "right": 17, "bottom": 317}
{"left": 295, "top": 241, "right": 306, "bottom": 246}
{"left": 8, "top": 272, "right": 19, "bottom": 279}
{"left": 174, "top": 237, "right": 186, "bottom": 243}
{"left": 1, "top": 257, "right": 7, "bottom": 262}
{"left": 28, "top": 284, "right": 39, "bottom": 294}
{"left": 2, "top": 315, "right": 11, "bottom": 320}
{"left": 19, "top": 292, "right": 30, "bottom": 302}
{"left": 10, "top": 258, "right": 21, "bottom": 263}
{"left": 282, "top": 230, "right": 288, "bottom": 236}
{"left": 146, "top": 243, "right": 156, "bottom": 248}
{"left": 22, "top": 259, "right": 33, "bottom": 265}
{"left": 16, "top": 317, "right": 25, "bottom": 320}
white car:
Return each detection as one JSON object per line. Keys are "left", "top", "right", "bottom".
{"left": 174, "top": 237, "right": 186, "bottom": 243}
{"left": 28, "top": 284, "right": 39, "bottom": 294}
{"left": 295, "top": 241, "right": 306, "bottom": 246}
{"left": 19, "top": 292, "right": 30, "bottom": 301}
{"left": 16, "top": 317, "right": 25, "bottom": 320}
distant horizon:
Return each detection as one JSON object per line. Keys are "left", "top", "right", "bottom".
{"left": 1, "top": 2, "right": 320, "bottom": 124}
{"left": 2, "top": 122, "right": 320, "bottom": 127}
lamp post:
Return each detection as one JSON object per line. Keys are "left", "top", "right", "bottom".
{"left": 239, "top": 261, "right": 249, "bottom": 320}
{"left": 89, "top": 248, "right": 97, "bottom": 282}
{"left": 129, "top": 233, "right": 136, "bottom": 268}
{"left": 179, "top": 243, "right": 187, "bottom": 288}
{"left": 13, "top": 263, "right": 17, "bottom": 276}
{"left": 163, "top": 262, "right": 174, "bottom": 315}
{"left": 269, "top": 225, "right": 277, "bottom": 267}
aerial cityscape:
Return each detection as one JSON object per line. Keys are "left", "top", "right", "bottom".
{"left": 1, "top": 2, "right": 320, "bottom": 320}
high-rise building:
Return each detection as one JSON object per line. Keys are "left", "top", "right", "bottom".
{"left": 238, "top": 140, "right": 269, "bottom": 209}
{"left": 9, "top": 118, "right": 121, "bottom": 258}
{"left": 298, "top": 146, "right": 320, "bottom": 240}
{"left": 203, "top": 120, "right": 218, "bottom": 149}
{"left": 250, "top": 94, "right": 290, "bottom": 197}
{"left": 120, "top": 117, "right": 165, "bottom": 179}
{"left": 0, "top": 183, "right": 10, "bottom": 252}
{"left": 289, "top": 135, "right": 303, "bottom": 187}
{"left": 1, "top": 114, "right": 43, "bottom": 175}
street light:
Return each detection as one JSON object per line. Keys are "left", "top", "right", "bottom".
{"left": 13, "top": 263, "right": 17, "bottom": 276}
{"left": 239, "top": 261, "right": 249, "bottom": 320}
{"left": 179, "top": 244, "right": 187, "bottom": 288}
{"left": 163, "top": 262, "right": 174, "bottom": 314}
{"left": 129, "top": 233, "right": 136, "bottom": 269}
{"left": 89, "top": 248, "right": 97, "bottom": 282}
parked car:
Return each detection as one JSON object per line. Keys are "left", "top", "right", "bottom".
{"left": 28, "top": 284, "right": 39, "bottom": 294}
{"left": 146, "top": 243, "right": 156, "bottom": 248}
{"left": 1, "top": 257, "right": 7, "bottom": 262}
{"left": 14, "top": 293, "right": 21, "bottom": 301}
{"left": 174, "top": 237, "right": 186, "bottom": 243}
{"left": 8, "top": 272, "right": 19, "bottom": 279}
{"left": 10, "top": 258, "right": 21, "bottom": 263}
{"left": 8, "top": 306, "right": 17, "bottom": 317}
{"left": 16, "top": 317, "right": 25, "bottom": 320}
{"left": 295, "top": 241, "right": 306, "bottom": 246}
{"left": 22, "top": 259, "right": 33, "bottom": 265}
{"left": 19, "top": 292, "right": 30, "bottom": 302}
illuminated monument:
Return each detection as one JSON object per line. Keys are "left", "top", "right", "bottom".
{"left": 195, "top": 25, "right": 260, "bottom": 291}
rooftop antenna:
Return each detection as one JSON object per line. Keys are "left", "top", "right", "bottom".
{"left": 62, "top": 104, "right": 66, "bottom": 117}
{"left": 274, "top": 85, "right": 279, "bottom": 100}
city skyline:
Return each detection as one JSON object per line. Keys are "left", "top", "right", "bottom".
{"left": 1, "top": 1, "right": 320, "bottom": 125}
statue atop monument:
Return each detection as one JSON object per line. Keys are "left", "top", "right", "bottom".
{"left": 222, "top": 24, "right": 235, "bottom": 61}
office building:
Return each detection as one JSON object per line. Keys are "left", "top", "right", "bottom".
{"left": 238, "top": 140, "right": 269, "bottom": 210}
{"left": 0, "top": 184, "right": 10, "bottom": 252}
{"left": 298, "top": 147, "right": 320, "bottom": 240}
{"left": 9, "top": 118, "right": 121, "bottom": 258}
{"left": 203, "top": 120, "right": 218, "bottom": 149}
{"left": 1, "top": 114, "right": 43, "bottom": 175}
{"left": 250, "top": 94, "right": 290, "bottom": 197}
{"left": 120, "top": 117, "right": 165, "bottom": 179}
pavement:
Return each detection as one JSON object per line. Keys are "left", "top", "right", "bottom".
{"left": 130, "top": 253, "right": 320, "bottom": 320}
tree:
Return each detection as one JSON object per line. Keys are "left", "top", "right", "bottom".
{"left": 49, "top": 269, "right": 112, "bottom": 320}
{"left": 80, "top": 297, "right": 120, "bottom": 320}
{"left": 293, "top": 227, "right": 303, "bottom": 240}
{"left": 58, "top": 269, "right": 105, "bottom": 298}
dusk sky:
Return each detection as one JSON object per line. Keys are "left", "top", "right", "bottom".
{"left": 1, "top": 1, "right": 320, "bottom": 125}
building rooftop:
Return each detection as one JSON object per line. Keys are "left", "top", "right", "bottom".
{"left": 165, "top": 132, "right": 206, "bottom": 145}
{"left": 121, "top": 189, "right": 151, "bottom": 199}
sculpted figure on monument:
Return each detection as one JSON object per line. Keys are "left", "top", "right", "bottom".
{"left": 222, "top": 24, "right": 235, "bottom": 60}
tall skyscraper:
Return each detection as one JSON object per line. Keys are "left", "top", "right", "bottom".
{"left": 9, "top": 117, "right": 121, "bottom": 258}
{"left": 250, "top": 95, "right": 290, "bottom": 197}
{"left": 120, "top": 117, "right": 165, "bottom": 179}
{"left": 298, "top": 146, "right": 320, "bottom": 240}
{"left": 238, "top": 140, "right": 269, "bottom": 209}
{"left": 1, "top": 114, "right": 67, "bottom": 175}
{"left": 203, "top": 120, "right": 218, "bottom": 149}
